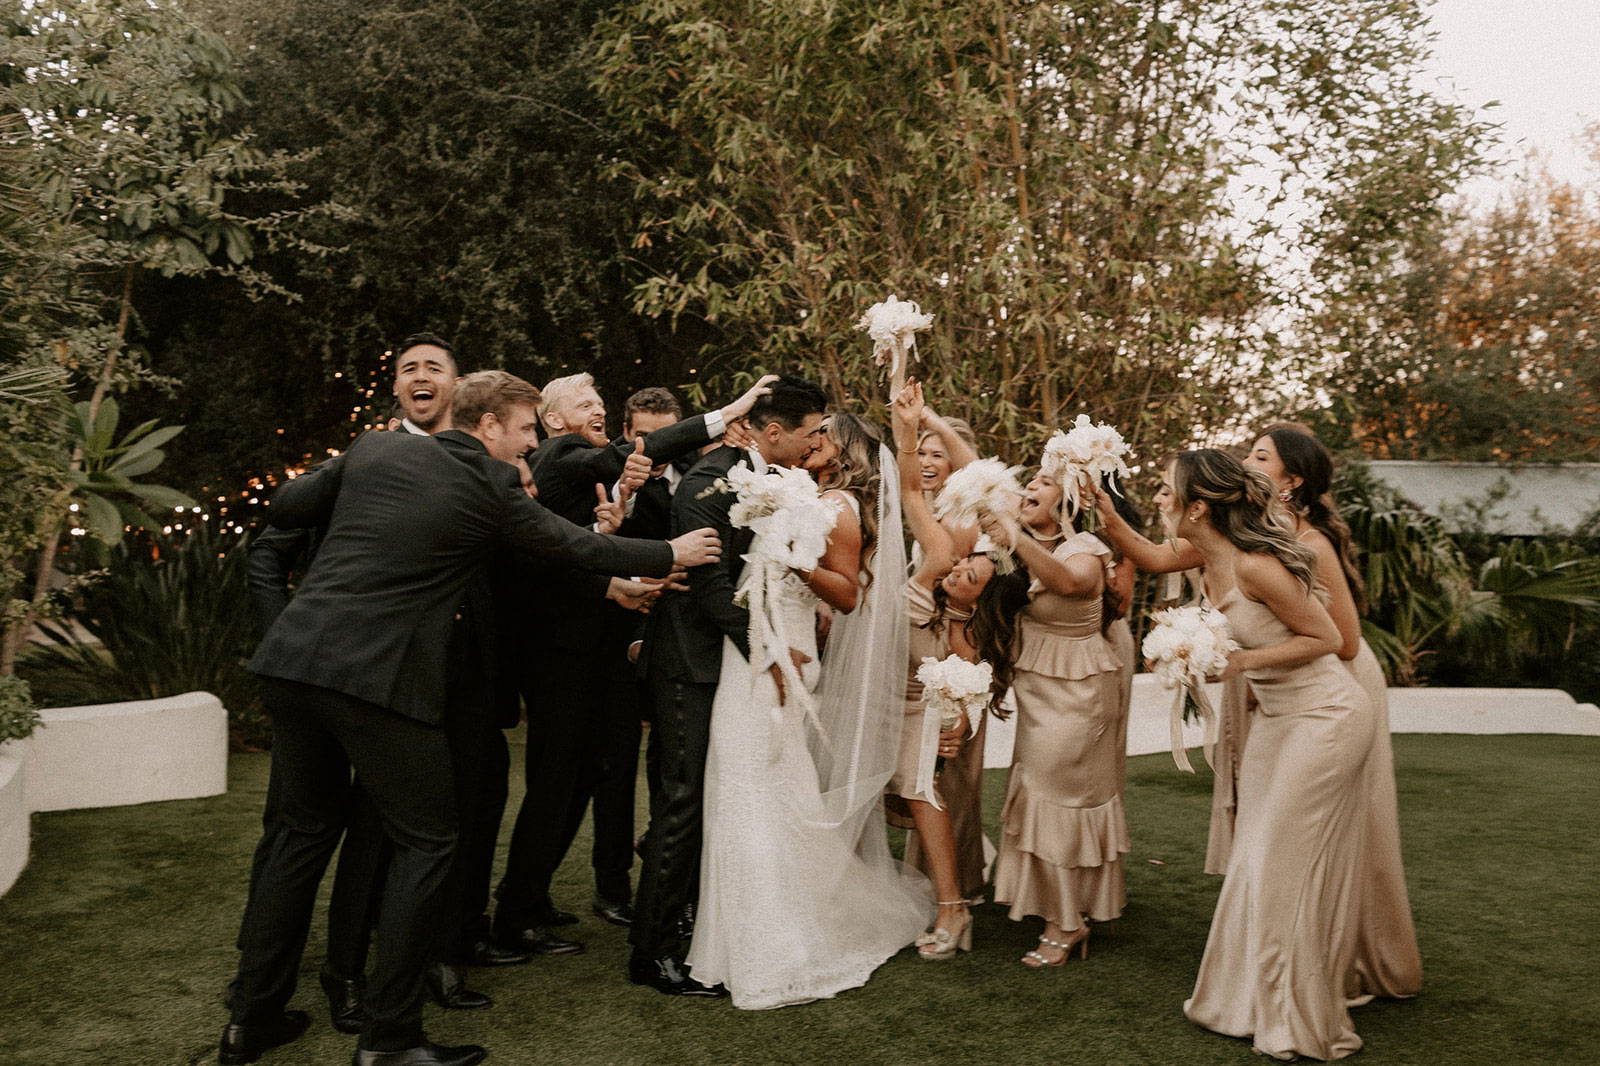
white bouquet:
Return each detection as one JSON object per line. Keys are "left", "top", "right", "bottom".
{"left": 856, "top": 294, "right": 934, "bottom": 381}
{"left": 932, "top": 457, "right": 1025, "bottom": 571}
{"left": 913, "top": 653, "right": 994, "bottom": 805}
{"left": 722, "top": 463, "right": 835, "bottom": 575}
{"left": 915, "top": 654, "right": 994, "bottom": 736}
{"left": 1040, "top": 413, "right": 1133, "bottom": 516}
{"left": 1142, "top": 605, "right": 1239, "bottom": 772}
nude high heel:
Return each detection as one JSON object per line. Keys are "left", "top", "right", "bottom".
{"left": 1021, "top": 923, "right": 1090, "bottom": 968}
{"left": 915, "top": 901, "right": 973, "bottom": 960}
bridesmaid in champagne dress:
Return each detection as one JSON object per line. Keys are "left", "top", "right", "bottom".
{"left": 1246, "top": 424, "right": 1422, "bottom": 1002}
{"left": 1116, "top": 449, "right": 1376, "bottom": 1060}
{"left": 1094, "top": 429, "right": 1424, "bottom": 1000}
{"left": 986, "top": 467, "right": 1127, "bottom": 967}
{"left": 895, "top": 402, "right": 994, "bottom": 901}
{"left": 882, "top": 384, "right": 1025, "bottom": 958}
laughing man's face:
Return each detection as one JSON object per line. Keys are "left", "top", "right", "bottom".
{"left": 392, "top": 345, "right": 457, "bottom": 432}
{"left": 557, "top": 385, "right": 609, "bottom": 447}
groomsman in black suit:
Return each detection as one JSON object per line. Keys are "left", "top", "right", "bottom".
{"left": 491, "top": 371, "right": 776, "bottom": 954}
{"left": 627, "top": 374, "right": 828, "bottom": 996}
{"left": 246, "top": 335, "right": 519, "bottom": 1037}
{"left": 221, "top": 370, "right": 720, "bottom": 1066}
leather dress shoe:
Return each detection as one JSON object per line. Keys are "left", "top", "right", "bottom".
{"left": 535, "top": 906, "right": 578, "bottom": 927}
{"left": 497, "top": 926, "right": 584, "bottom": 956}
{"left": 455, "top": 939, "right": 531, "bottom": 967}
{"left": 425, "top": 962, "right": 493, "bottom": 1010}
{"left": 591, "top": 896, "right": 634, "bottom": 928}
{"left": 350, "top": 1040, "right": 487, "bottom": 1066}
{"left": 319, "top": 967, "right": 368, "bottom": 1035}
{"left": 627, "top": 954, "right": 728, "bottom": 998}
{"left": 218, "top": 1009, "right": 311, "bottom": 1064}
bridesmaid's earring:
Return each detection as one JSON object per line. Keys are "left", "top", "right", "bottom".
{"left": 1277, "top": 489, "right": 1292, "bottom": 503}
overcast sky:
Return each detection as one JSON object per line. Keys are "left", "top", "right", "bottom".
{"left": 1425, "top": 0, "right": 1600, "bottom": 189}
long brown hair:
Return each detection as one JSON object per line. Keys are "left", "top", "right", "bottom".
{"left": 817, "top": 411, "right": 882, "bottom": 588}
{"left": 1259, "top": 423, "right": 1367, "bottom": 614}
{"left": 1171, "top": 449, "right": 1317, "bottom": 592}
{"left": 966, "top": 567, "right": 1032, "bottom": 718}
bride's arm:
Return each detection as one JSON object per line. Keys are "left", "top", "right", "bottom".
{"left": 799, "top": 490, "right": 863, "bottom": 612}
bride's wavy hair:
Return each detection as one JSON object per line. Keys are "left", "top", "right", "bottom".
{"left": 1171, "top": 449, "right": 1317, "bottom": 593}
{"left": 1259, "top": 422, "right": 1367, "bottom": 614}
{"left": 817, "top": 411, "right": 882, "bottom": 589}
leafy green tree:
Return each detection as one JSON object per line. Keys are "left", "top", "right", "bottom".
{"left": 590, "top": 0, "right": 1487, "bottom": 464}
{"left": 1304, "top": 131, "right": 1600, "bottom": 462}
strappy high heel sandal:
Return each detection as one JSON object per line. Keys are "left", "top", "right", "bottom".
{"left": 1021, "top": 924, "right": 1090, "bottom": 968}
{"left": 915, "top": 901, "right": 973, "bottom": 960}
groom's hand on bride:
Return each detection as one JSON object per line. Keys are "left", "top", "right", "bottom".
{"left": 668, "top": 527, "right": 721, "bottom": 568}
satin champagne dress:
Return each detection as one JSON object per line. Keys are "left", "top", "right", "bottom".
{"left": 1184, "top": 589, "right": 1376, "bottom": 1060}
{"left": 992, "top": 533, "right": 1128, "bottom": 930}
{"left": 1204, "top": 626, "right": 1423, "bottom": 998}
{"left": 889, "top": 581, "right": 991, "bottom": 898}
{"left": 1107, "top": 615, "right": 1136, "bottom": 796}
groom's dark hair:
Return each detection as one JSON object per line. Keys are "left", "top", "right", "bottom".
{"left": 747, "top": 373, "right": 827, "bottom": 430}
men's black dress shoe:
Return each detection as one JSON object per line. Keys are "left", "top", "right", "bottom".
{"left": 319, "top": 968, "right": 368, "bottom": 1035}
{"left": 592, "top": 896, "right": 635, "bottom": 928}
{"left": 350, "top": 1040, "right": 487, "bottom": 1066}
{"left": 626, "top": 954, "right": 728, "bottom": 998}
{"left": 217, "top": 1009, "right": 311, "bottom": 1064}
{"left": 496, "top": 926, "right": 584, "bottom": 956}
{"left": 534, "top": 906, "right": 579, "bottom": 927}
{"left": 425, "top": 962, "right": 493, "bottom": 1010}
{"left": 456, "top": 939, "right": 532, "bottom": 967}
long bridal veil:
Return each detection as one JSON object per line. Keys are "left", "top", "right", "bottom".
{"left": 805, "top": 442, "right": 914, "bottom": 859}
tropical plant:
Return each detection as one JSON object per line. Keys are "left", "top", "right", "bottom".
{"left": 63, "top": 399, "right": 196, "bottom": 550}
{"left": 27, "top": 523, "right": 265, "bottom": 744}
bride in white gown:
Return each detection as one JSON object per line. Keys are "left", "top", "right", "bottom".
{"left": 687, "top": 413, "right": 934, "bottom": 1009}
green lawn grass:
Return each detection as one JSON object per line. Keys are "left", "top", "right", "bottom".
{"left": 2, "top": 734, "right": 1596, "bottom": 1066}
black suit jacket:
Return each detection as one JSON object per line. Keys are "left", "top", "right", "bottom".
{"left": 248, "top": 429, "right": 674, "bottom": 723}
{"left": 640, "top": 446, "right": 758, "bottom": 684}
{"left": 522, "top": 413, "right": 718, "bottom": 652}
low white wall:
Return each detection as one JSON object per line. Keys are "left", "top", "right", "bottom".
{"left": 984, "top": 677, "right": 1600, "bottom": 768}
{"left": 0, "top": 691, "right": 229, "bottom": 898}
{"left": 26, "top": 691, "right": 229, "bottom": 812}
{"left": 0, "top": 741, "right": 29, "bottom": 896}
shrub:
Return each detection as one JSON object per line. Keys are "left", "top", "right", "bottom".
{"left": 0, "top": 674, "right": 42, "bottom": 744}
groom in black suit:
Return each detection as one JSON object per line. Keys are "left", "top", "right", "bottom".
{"left": 627, "top": 373, "right": 828, "bottom": 996}
{"left": 222, "top": 371, "right": 720, "bottom": 1066}
{"left": 494, "top": 372, "right": 777, "bottom": 951}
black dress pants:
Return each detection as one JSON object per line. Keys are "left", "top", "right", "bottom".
{"left": 590, "top": 644, "right": 646, "bottom": 904}
{"left": 495, "top": 647, "right": 605, "bottom": 930}
{"left": 628, "top": 677, "right": 715, "bottom": 962}
{"left": 436, "top": 707, "right": 511, "bottom": 956}
{"left": 324, "top": 704, "right": 509, "bottom": 973}
{"left": 229, "top": 679, "right": 456, "bottom": 1053}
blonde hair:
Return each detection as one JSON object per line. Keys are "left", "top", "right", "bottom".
{"left": 451, "top": 370, "right": 543, "bottom": 431}
{"left": 1171, "top": 449, "right": 1317, "bottom": 591}
{"left": 538, "top": 372, "right": 595, "bottom": 433}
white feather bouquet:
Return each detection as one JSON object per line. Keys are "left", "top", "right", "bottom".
{"left": 932, "top": 457, "right": 1025, "bottom": 571}
{"left": 913, "top": 654, "right": 994, "bottom": 804}
{"left": 1041, "top": 413, "right": 1133, "bottom": 516}
{"left": 723, "top": 463, "right": 835, "bottom": 576}
{"left": 1142, "top": 605, "right": 1239, "bottom": 772}
{"left": 856, "top": 294, "right": 934, "bottom": 382}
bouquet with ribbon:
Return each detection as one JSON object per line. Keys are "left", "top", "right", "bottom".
{"left": 932, "top": 457, "right": 1025, "bottom": 572}
{"left": 1141, "top": 604, "right": 1238, "bottom": 772}
{"left": 912, "top": 654, "right": 993, "bottom": 806}
{"left": 1040, "top": 413, "right": 1132, "bottom": 518}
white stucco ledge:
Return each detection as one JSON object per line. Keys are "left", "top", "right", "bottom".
{"left": 0, "top": 741, "right": 29, "bottom": 896}
{"left": 985, "top": 677, "right": 1600, "bottom": 768}
{"left": 26, "top": 691, "right": 229, "bottom": 813}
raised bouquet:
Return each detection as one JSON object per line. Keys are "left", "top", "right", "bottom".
{"left": 932, "top": 457, "right": 1025, "bottom": 572}
{"left": 912, "top": 653, "right": 994, "bottom": 806}
{"left": 1040, "top": 413, "right": 1132, "bottom": 517}
{"left": 1141, "top": 604, "right": 1239, "bottom": 772}
{"left": 856, "top": 294, "right": 934, "bottom": 383}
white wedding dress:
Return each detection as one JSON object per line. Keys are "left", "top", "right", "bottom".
{"left": 687, "top": 482, "right": 934, "bottom": 1009}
